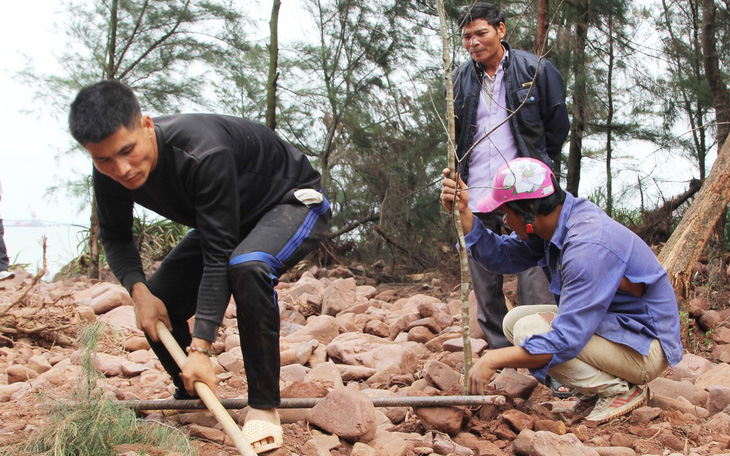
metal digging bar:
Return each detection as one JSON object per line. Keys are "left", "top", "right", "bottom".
{"left": 119, "top": 395, "right": 506, "bottom": 412}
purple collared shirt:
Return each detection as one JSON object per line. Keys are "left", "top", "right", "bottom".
{"left": 467, "top": 50, "right": 520, "bottom": 211}
{"left": 464, "top": 193, "right": 683, "bottom": 382}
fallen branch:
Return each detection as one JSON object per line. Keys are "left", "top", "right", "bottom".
{"left": 0, "top": 237, "right": 47, "bottom": 317}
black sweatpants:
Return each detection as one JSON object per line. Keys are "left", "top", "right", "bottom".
{"left": 146, "top": 195, "right": 330, "bottom": 408}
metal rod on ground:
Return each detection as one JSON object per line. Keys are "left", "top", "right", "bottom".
{"left": 155, "top": 321, "right": 257, "bottom": 456}
{"left": 120, "top": 394, "right": 507, "bottom": 412}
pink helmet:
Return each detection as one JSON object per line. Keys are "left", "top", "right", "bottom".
{"left": 476, "top": 157, "right": 555, "bottom": 213}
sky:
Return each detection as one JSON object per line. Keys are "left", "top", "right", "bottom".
{"left": 0, "top": 0, "right": 715, "bottom": 226}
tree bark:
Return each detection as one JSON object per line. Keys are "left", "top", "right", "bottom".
{"left": 437, "top": 0, "right": 472, "bottom": 393}
{"left": 701, "top": 0, "right": 730, "bottom": 149}
{"left": 535, "top": 0, "right": 548, "bottom": 56}
{"left": 565, "top": 0, "right": 588, "bottom": 196}
{"left": 605, "top": 17, "right": 615, "bottom": 217}
{"left": 266, "top": 0, "right": 281, "bottom": 131}
{"left": 658, "top": 138, "right": 730, "bottom": 298}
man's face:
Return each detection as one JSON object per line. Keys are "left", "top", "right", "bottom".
{"left": 501, "top": 206, "right": 529, "bottom": 240}
{"left": 85, "top": 115, "right": 158, "bottom": 190}
{"left": 461, "top": 18, "right": 505, "bottom": 67}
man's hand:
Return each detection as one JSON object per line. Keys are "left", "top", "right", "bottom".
{"left": 130, "top": 282, "right": 171, "bottom": 342}
{"left": 441, "top": 168, "right": 475, "bottom": 234}
{"left": 181, "top": 338, "right": 218, "bottom": 395}
{"left": 468, "top": 352, "right": 499, "bottom": 395}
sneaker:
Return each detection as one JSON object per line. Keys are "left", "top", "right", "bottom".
{"left": 0, "top": 271, "right": 14, "bottom": 281}
{"left": 584, "top": 385, "right": 647, "bottom": 423}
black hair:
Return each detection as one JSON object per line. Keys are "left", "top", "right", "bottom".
{"left": 68, "top": 80, "right": 141, "bottom": 144}
{"left": 504, "top": 174, "right": 566, "bottom": 224}
{"left": 457, "top": 2, "right": 505, "bottom": 30}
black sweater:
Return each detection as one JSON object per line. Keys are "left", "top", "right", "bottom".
{"left": 94, "top": 114, "right": 322, "bottom": 341}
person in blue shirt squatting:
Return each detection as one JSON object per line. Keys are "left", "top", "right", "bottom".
{"left": 441, "top": 157, "right": 683, "bottom": 423}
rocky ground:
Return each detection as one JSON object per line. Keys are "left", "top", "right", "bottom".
{"left": 1, "top": 263, "right": 730, "bottom": 456}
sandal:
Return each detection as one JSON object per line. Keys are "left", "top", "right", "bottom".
{"left": 242, "top": 419, "right": 284, "bottom": 454}
{"left": 547, "top": 376, "right": 573, "bottom": 398}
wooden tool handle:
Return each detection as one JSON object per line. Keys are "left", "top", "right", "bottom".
{"left": 155, "top": 321, "right": 257, "bottom": 456}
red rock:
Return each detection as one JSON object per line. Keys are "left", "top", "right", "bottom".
{"left": 667, "top": 353, "right": 713, "bottom": 383}
{"left": 367, "top": 430, "right": 407, "bottom": 456}
{"left": 593, "top": 447, "right": 637, "bottom": 456}
{"left": 608, "top": 433, "right": 634, "bottom": 447}
{"left": 629, "top": 406, "right": 662, "bottom": 424}
{"left": 696, "top": 363, "right": 730, "bottom": 389}
{"left": 90, "top": 286, "right": 132, "bottom": 314}
{"left": 287, "top": 315, "right": 344, "bottom": 344}
{"left": 648, "top": 394, "right": 709, "bottom": 418}
{"left": 423, "top": 360, "right": 462, "bottom": 394}
{"left": 657, "top": 430, "right": 685, "bottom": 451}
{"left": 217, "top": 347, "right": 244, "bottom": 374}
{"left": 364, "top": 320, "right": 390, "bottom": 338}
{"left": 0, "top": 383, "right": 30, "bottom": 402}
{"left": 413, "top": 404, "right": 470, "bottom": 436}
{"left": 534, "top": 419, "right": 565, "bottom": 435}
{"left": 305, "top": 361, "right": 344, "bottom": 388}
{"left": 708, "top": 385, "right": 730, "bottom": 414}
{"left": 489, "top": 368, "right": 539, "bottom": 400}
{"left": 648, "top": 378, "right": 708, "bottom": 406}
{"left": 123, "top": 336, "right": 150, "bottom": 352}
{"left": 27, "top": 355, "right": 52, "bottom": 374}
{"left": 326, "top": 333, "right": 418, "bottom": 373}
{"left": 187, "top": 424, "right": 225, "bottom": 444}
{"left": 529, "top": 431, "right": 599, "bottom": 456}
{"left": 513, "top": 429, "right": 535, "bottom": 455}
{"left": 322, "top": 278, "right": 357, "bottom": 316}
{"left": 698, "top": 310, "right": 721, "bottom": 331}
{"left": 407, "top": 326, "right": 436, "bottom": 343}
{"left": 306, "top": 388, "right": 377, "bottom": 442}
{"left": 502, "top": 409, "right": 536, "bottom": 432}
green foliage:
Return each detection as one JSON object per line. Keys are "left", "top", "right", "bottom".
{"left": 132, "top": 213, "right": 190, "bottom": 270}
{"left": 0, "top": 322, "right": 196, "bottom": 456}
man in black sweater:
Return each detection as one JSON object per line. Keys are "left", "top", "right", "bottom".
{"left": 69, "top": 80, "right": 331, "bottom": 454}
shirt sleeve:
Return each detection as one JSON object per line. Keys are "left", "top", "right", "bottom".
{"left": 189, "top": 150, "right": 240, "bottom": 341}
{"left": 464, "top": 217, "right": 546, "bottom": 274}
{"left": 94, "top": 170, "right": 147, "bottom": 292}
{"left": 521, "top": 240, "right": 626, "bottom": 382}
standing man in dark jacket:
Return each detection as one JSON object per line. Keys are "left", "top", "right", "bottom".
{"left": 452, "top": 2, "right": 570, "bottom": 351}
{"left": 69, "top": 80, "right": 331, "bottom": 454}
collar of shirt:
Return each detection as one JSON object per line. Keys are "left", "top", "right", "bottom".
{"left": 548, "top": 192, "right": 576, "bottom": 251}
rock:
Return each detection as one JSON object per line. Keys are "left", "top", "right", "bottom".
{"left": 76, "top": 305, "right": 96, "bottom": 322}
{"left": 306, "top": 387, "right": 377, "bottom": 442}
{"left": 27, "top": 355, "right": 52, "bottom": 374}
{"left": 187, "top": 424, "right": 226, "bottom": 444}
{"left": 423, "top": 360, "right": 462, "bottom": 394}
{"left": 708, "top": 385, "right": 730, "bottom": 415}
{"left": 534, "top": 419, "right": 565, "bottom": 434}
{"left": 0, "top": 383, "right": 30, "bottom": 402}
{"left": 648, "top": 377, "right": 708, "bottom": 406}
{"left": 304, "top": 361, "right": 344, "bottom": 389}
{"left": 301, "top": 433, "right": 341, "bottom": 456}
{"left": 124, "top": 336, "right": 151, "bottom": 352}
{"left": 364, "top": 320, "right": 391, "bottom": 338}
{"left": 287, "top": 315, "right": 343, "bottom": 344}
{"left": 281, "top": 381, "right": 330, "bottom": 399}
{"left": 120, "top": 361, "right": 149, "bottom": 377}
{"left": 432, "top": 432, "right": 474, "bottom": 455}
{"left": 356, "top": 285, "right": 377, "bottom": 300}
{"left": 696, "top": 363, "right": 730, "bottom": 389}
{"left": 413, "top": 402, "right": 470, "bottom": 436}
{"left": 92, "top": 353, "right": 126, "bottom": 377}
{"left": 648, "top": 394, "right": 709, "bottom": 418}
{"left": 698, "top": 310, "right": 721, "bottom": 331}
{"left": 530, "top": 431, "right": 599, "bottom": 456}
{"left": 280, "top": 363, "right": 310, "bottom": 382}
{"left": 630, "top": 406, "right": 662, "bottom": 424}
{"left": 218, "top": 347, "right": 244, "bottom": 374}
{"left": 468, "top": 291, "right": 486, "bottom": 340}
{"left": 327, "top": 333, "right": 418, "bottom": 374}
{"left": 593, "top": 447, "right": 637, "bottom": 456}
{"left": 667, "top": 353, "right": 713, "bottom": 383}
{"left": 712, "top": 326, "right": 730, "bottom": 345}
{"left": 322, "top": 278, "right": 357, "bottom": 316}
{"left": 502, "top": 409, "right": 536, "bottom": 432}
{"left": 337, "top": 364, "right": 377, "bottom": 381}
{"left": 98, "top": 305, "right": 140, "bottom": 333}
{"left": 407, "top": 326, "right": 436, "bottom": 343}
{"left": 513, "top": 429, "right": 535, "bottom": 455}
{"left": 90, "top": 285, "right": 133, "bottom": 314}
{"left": 489, "top": 368, "right": 539, "bottom": 400}
{"left": 367, "top": 430, "right": 408, "bottom": 456}
{"left": 351, "top": 442, "right": 377, "bottom": 456}
{"left": 362, "top": 389, "right": 408, "bottom": 424}
{"left": 442, "top": 337, "right": 488, "bottom": 356}
{"left": 657, "top": 430, "right": 685, "bottom": 451}
{"left": 705, "top": 412, "right": 730, "bottom": 434}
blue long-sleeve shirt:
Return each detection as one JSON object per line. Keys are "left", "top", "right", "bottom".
{"left": 464, "top": 193, "right": 683, "bottom": 382}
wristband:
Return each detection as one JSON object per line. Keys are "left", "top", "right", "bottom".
{"left": 185, "top": 345, "right": 213, "bottom": 357}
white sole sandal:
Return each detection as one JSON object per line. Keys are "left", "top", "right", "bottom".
{"left": 242, "top": 420, "right": 284, "bottom": 454}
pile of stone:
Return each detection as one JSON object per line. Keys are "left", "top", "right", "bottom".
{"left": 2, "top": 267, "right": 730, "bottom": 455}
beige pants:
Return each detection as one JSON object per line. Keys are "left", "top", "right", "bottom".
{"left": 503, "top": 305, "right": 669, "bottom": 397}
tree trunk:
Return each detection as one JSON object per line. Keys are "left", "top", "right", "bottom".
{"left": 437, "top": 0, "right": 472, "bottom": 394}
{"left": 700, "top": 0, "right": 730, "bottom": 287}
{"left": 658, "top": 138, "right": 730, "bottom": 298}
{"left": 266, "top": 0, "right": 281, "bottom": 131}
{"left": 605, "top": 17, "right": 615, "bottom": 217}
{"left": 701, "top": 0, "right": 730, "bottom": 149}
{"left": 535, "top": 0, "right": 548, "bottom": 56}
{"left": 565, "top": 0, "right": 588, "bottom": 196}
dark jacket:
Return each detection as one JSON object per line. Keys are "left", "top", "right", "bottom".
{"left": 453, "top": 41, "right": 569, "bottom": 183}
